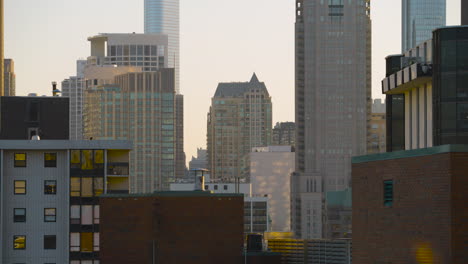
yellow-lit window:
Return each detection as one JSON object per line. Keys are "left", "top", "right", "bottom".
{"left": 14, "top": 181, "right": 26, "bottom": 195}
{"left": 80, "top": 232, "right": 93, "bottom": 252}
{"left": 70, "top": 178, "right": 81, "bottom": 197}
{"left": 44, "top": 153, "right": 57, "bottom": 167}
{"left": 13, "top": 235, "right": 26, "bottom": 250}
{"left": 94, "top": 178, "right": 103, "bottom": 196}
{"left": 82, "top": 178, "right": 93, "bottom": 197}
{"left": 71, "top": 150, "right": 81, "bottom": 167}
{"left": 14, "top": 153, "right": 26, "bottom": 167}
{"left": 94, "top": 150, "right": 104, "bottom": 164}
{"left": 81, "top": 150, "right": 94, "bottom": 170}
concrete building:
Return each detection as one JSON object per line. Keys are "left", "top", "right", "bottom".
{"left": 169, "top": 180, "right": 270, "bottom": 234}
{"left": 84, "top": 69, "right": 176, "bottom": 192}
{"left": 352, "top": 145, "right": 468, "bottom": 264}
{"left": 382, "top": 26, "right": 468, "bottom": 150}
{"left": 62, "top": 60, "right": 87, "bottom": 140}
{"left": 4, "top": 59, "right": 15, "bottom": 96}
{"left": 189, "top": 148, "right": 207, "bottom": 170}
{"left": 367, "top": 99, "right": 386, "bottom": 154}
{"left": 175, "top": 94, "right": 185, "bottom": 178}
{"left": 292, "top": 0, "right": 371, "bottom": 239}
{"left": 272, "top": 122, "right": 295, "bottom": 147}
{"left": 207, "top": 73, "right": 272, "bottom": 181}
{"left": 402, "top": 0, "right": 446, "bottom": 52}
{"left": 268, "top": 238, "right": 352, "bottom": 264}
{"left": 144, "top": 0, "right": 180, "bottom": 93}
{"left": 0, "top": 96, "right": 69, "bottom": 140}
{"left": 99, "top": 191, "right": 243, "bottom": 264}
{"left": 250, "top": 146, "right": 294, "bottom": 232}
{"left": 0, "top": 140, "right": 131, "bottom": 264}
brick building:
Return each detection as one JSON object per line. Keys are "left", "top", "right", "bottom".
{"left": 100, "top": 191, "right": 245, "bottom": 264}
{"left": 352, "top": 145, "right": 468, "bottom": 263}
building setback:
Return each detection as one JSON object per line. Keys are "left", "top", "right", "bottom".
{"left": 99, "top": 191, "right": 243, "bottom": 264}
{"left": 0, "top": 96, "right": 69, "bottom": 140}
{"left": 0, "top": 140, "right": 131, "bottom": 264}
{"left": 4, "top": 59, "right": 15, "bottom": 96}
{"left": 292, "top": 0, "right": 371, "bottom": 239}
{"left": 84, "top": 69, "right": 176, "bottom": 192}
{"left": 207, "top": 73, "right": 272, "bottom": 180}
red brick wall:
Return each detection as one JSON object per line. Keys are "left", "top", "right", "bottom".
{"left": 100, "top": 195, "right": 244, "bottom": 264}
{"left": 450, "top": 153, "right": 468, "bottom": 263}
{"left": 352, "top": 153, "right": 455, "bottom": 264}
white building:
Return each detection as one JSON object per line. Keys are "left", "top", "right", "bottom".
{"left": 250, "top": 146, "right": 294, "bottom": 232}
{"left": 0, "top": 140, "right": 131, "bottom": 264}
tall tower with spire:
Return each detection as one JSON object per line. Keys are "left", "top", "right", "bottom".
{"left": 207, "top": 73, "right": 272, "bottom": 180}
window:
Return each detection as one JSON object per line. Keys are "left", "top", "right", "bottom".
{"left": 214, "top": 185, "right": 218, "bottom": 190}
{"left": 44, "top": 180, "right": 57, "bottom": 194}
{"left": 70, "top": 233, "right": 80, "bottom": 252}
{"left": 94, "top": 205, "right": 100, "bottom": 224}
{"left": 14, "top": 208, "right": 26, "bottom": 222}
{"left": 71, "top": 205, "right": 81, "bottom": 224}
{"left": 44, "top": 153, "right": 57, "bottom": 167}
{"left": 71, "top": 177, "right": 81, "bottom": 197}
{"left": 44, "top": 235, "right": 56, "bottom": 249}
{"left": 81, "top": 232, "right": 93, "bottom": 252}
{"left": 384, "top": 180, "right": 394, "bottom": 207}
{"left": 14, "top": 181, "right": 26, "bottom": 195}
{"left": 13, "top": 235, "right": 26, "bottom": 250}
{"left": 14, "top": 153, "right": 26, "bottom": 167}
{"left": 44, "top": 208, "right": 57, "bottom": 222}
{"left": 224, "top": 185, "right": 228, "bottom": 190}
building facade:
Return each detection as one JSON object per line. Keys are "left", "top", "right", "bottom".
{"left": 292, "top": 0, "right": 371, "bottom": 239}
{"left": 84, "top": 69, "right": 176, "bottom": 192}
{"left": 100, "top": 191, "right": 243, "bottom": 264}
{"left": 0, "top": 140, "right": 131, "bottom": 264}
{"left": 4, "top": 59, "right": 15, "bottom": 96}
{"left": 207, "top": 73, "right": 272, "bottom": 181}
{"left": 62, "top": 60, "right": 87, "bottom": 140}
{"left": 0, "top": 96, "right": 69, "bottom": 140}
{"left": 175, "top": 94, "right": 185, "bottom": 177}
{"left": 272, "top": 122, "right": 295, "bottom": 147}
{"left": 367, "top": 99, "right": 386, "bottom": 154}
{"left": 402, "top": 0, "right": 446, "bottom": 52}
{"left": 144, "top": 0, "right": 180, "bottom": 93}
{"left": 250, "top": 146, "right": 294, "bottom": 232}
{"left": 189, "top": 148, "right": 207, "bottom": 170}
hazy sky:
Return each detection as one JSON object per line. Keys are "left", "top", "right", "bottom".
{"left": 4, "top": 0, "right": 461, "bottom": 161}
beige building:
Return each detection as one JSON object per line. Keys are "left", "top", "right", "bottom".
{"left": 207, "top": 73, "right": 272, "bottom": 180}
{"left": 367, "top": 99, "right": 386, "bottom": 154}
{"left": 84, "top": 69, "right": 176, "bottom": 192}
{"left": 250, "top": 146, "right": 294, "bottom": 232}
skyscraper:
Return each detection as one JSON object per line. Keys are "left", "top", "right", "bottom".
{"left": 207, "top": 73, "right": 272, "bottom": 181}
{"left": 292, "top": 0, "right": 371, "bottom": 239}
{"left": 62, "top": 60, "right": 86, "bottom": 140}
{"left": 4, "top": 59, "right": 15, "bottom": 96}
{"left": 144, "top": 0, "right": 180, "bottom": 93}
{"left": 1, "top": 0, "right": 4, "bottom": 96}
{"left": 402, "top": 0, "right": 446, "bottom": 52}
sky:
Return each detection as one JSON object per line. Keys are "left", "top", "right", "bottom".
{"left": 4, "top": 0, "right": 461, "bottom": 161}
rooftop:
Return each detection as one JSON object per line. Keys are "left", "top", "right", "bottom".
{"left": 100, "top": 190, "right": 244, "bottom": 198}
{"left": 0, "top": 140, "right": 132, "bottom": 150}
{"left": 214, "top": 73, "right": 270, "bottom": 98}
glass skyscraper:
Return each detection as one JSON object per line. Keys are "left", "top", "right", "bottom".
{"left": 144, "top": 0, "right": 180, "bottom": 93}
{"left": 402, "top": 0, "right": 446, "bottom": 52}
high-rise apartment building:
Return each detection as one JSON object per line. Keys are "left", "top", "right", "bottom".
{"left": 4, "top": 59, "right": 15, "bottom": 96}
{"left": 402, "top": 0, "right": 446, "bottom": 52}
{"left": 144, "top": 0, "right": 180, "bottom": 93}
{"left": 62, "top": 60, "right": 86, "bottom": 140}
{"left": 0, "top": 140, "right": 131, "bottom": 264}
{"left": 207, "top": 73, "right": 272, "bottom": 180}
{"left": 175, "top": 94, "right": 185, "bottom": 178}
{"left": 84, "top": 69, "right": 176, "bottom": 192}
{"left": 272, "top": 122, "right": 295, "bottom": 147}
{"left": 292, "top": 0, "right": 371, "bottom": 239}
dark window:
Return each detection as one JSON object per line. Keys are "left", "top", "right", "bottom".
{"left": 14, "top": 208, "right": 26, "bottom": 222}
{"left": 214, "top": 185, "right": 218, "bottom": 190}
{"left": 384, "top": 180, "right": 394, "bottom": 207}
{"left": 44, "top": 153, "right": 57, "bottom": 167}
{"left": 44, "top": 180, "right": 57, "bottom": 195}
{"left": 44, "top": 208, "right": 56, "bottom": 222}
{"left": 224, "top": 185, "right": 228, "bottom": 190}
{"left": 14, "top": 181, "right": 26, "bottom": 195}
{"left": 14, "top": 153, "right": 26, "bottom": 167}
{"left": 44, "top": 235, "right": 56, "bottom": 249}
{"left": 13, "top": 235, "right": 26, "bottom": 250}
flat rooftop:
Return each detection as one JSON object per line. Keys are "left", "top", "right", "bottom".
{"left": 100, "top": 191, "right": 244, "bottom": 198}
{"left": 0, "top": 140, "right": 132, "bottom": 150}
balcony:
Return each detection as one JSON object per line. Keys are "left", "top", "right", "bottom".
{"left": 107, "top": 162, "right": 129, "bottom": 176}
{"left": 381, "top": 63, "right": 432, "bottom": 95}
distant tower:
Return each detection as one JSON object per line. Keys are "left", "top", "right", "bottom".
{"left": 0, "top": 0, "right": 4, "bottom": 96}
{"left": 144, "top": 0, "right": 180, "bottom": 93}
{"left": 402, "top": 0, "right": 446, "bottom": 52}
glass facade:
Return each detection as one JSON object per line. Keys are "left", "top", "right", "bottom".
{"left": 433, "top": 27, "right": 468, "bottom": 145}
{"left": 144, "top": 0, "right": 180, "bottom": 93}
{"left": 402, "top": 0, "right": 446, "bottom": 52}
{"left": 106, "top": 44, "right": 165, "bottom": 72}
